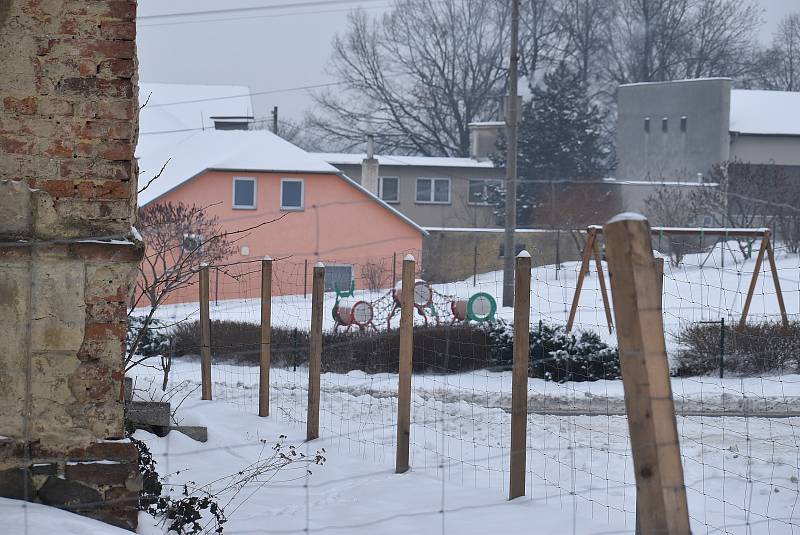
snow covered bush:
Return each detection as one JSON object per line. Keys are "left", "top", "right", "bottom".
{"left": 674, "top": 321, "right": 800, "bottom": 376}
{"left": 485, "top": 320, "right": 620, "bottom": 382}
{"left": 127, "top": 316, "right": 171, "bottom": 358}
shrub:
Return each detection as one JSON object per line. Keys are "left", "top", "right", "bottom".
{"left": 673, "top": 321, "right": 800, "bottom": 376}
{"left": 172, "top": 320, "right": 491, "bottom": 374}
{"left": 128, "top": 316, "right": 171, "bottom": 357}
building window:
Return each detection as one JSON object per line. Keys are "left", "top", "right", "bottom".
{"left": 662, "top": 117, "right": 668, "bottom": 133}
{"left": 232, "top": 177, "right": 256, "bottom": 209}
{"left": 182, "top": 233, "right": 202, "bottom": 253}
{"left": 644, "top": 117, "right": 650, "bottom": 133}
{"left": 681, "top": 116, "right": 688, "bottom": 132}
{"left": 280, "top": 179, "right": 304, "bottom": 210}
{"left": 416, "top": 177, "right": 450, "bottom": 204}
{"left": 468, "top": 179, "right": 502, "bottom": 205}
{"left": 379, "top": 177, "right": 399, "bottom": 203}
{"left": 324, "top": 265, "right": 353, "bottom": 292}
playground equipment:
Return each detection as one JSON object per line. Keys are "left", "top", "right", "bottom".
{"left": 332, "top": 278, "right": 497, "bottom": 332}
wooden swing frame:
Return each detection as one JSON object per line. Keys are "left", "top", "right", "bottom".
{"left": 566, "top": 226, "right": 789, "bottom": 333}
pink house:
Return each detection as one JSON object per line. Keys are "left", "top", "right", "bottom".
{"left": 138, "top": 130, "right": 426, "bottom": 303}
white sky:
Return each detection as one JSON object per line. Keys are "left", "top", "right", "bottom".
{"left": 136, "top": 0, "right": 798, "bottom": 129}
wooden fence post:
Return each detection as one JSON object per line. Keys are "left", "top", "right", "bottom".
{"left": 509, "top": 250, "right": 531, "bottom": 500}
{"left": 259, "top": 256, "right": 273, "bottom": 417}
{"left": 604, "top": 214, "right": 690, "bottom": 535}
{"left": 307, "top": 262, "right": 325, "bottom": 440}
{"left": 395, "top": 254, "right": 415, "bottom": 473}
{"left": 199, "top": 263, "right": 212, "bottom": 401}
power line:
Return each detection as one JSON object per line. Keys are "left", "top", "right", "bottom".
{"left": 137, "top": 0, "right": 392, "bottom": 28}
{"left": 144, "top": 81, "right": 346, "bottom": 109}
{"left": 137, "top": 0, "right": 388, "bottom": 20}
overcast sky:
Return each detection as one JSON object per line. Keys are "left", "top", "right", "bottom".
{"left": 136, "top": 0, "right": 799, "bottom": 130}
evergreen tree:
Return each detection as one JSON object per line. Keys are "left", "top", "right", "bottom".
{"left": 489, "top": 62, "right": 613, "bottom": 226}
{"left": 517, "top": 61, "right": 612, "bottom": 180}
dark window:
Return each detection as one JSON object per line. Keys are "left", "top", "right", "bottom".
{"left": 662, "top": 117, "right": 668, "bottom": 133}
{"left": 324, "top": 265, "right": 353, "bottom": 292}
{"left": 468, "top": 179, "right": 502, "bottom": 205}
{"left": 681, "top": 116, "right": 688, "bottom": 132}
{"left": 416, "top": 178, "right": 450, "bottom": 203}
{"left": 644, "top": 117, "right": 650, "bottom": 133}
{"left": 281, "top": 180, "right": 304, "bottom": 210}
{"left": 233, "top": 178, "right": 256, "bottom": 208}
{"left": 182, "top": 233, "right": 202, "bottom": 253}
{"left": 379, "top": 177, "right": 399, "bottom": 203}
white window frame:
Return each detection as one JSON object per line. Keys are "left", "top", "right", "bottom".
{"left": 280, "top": 178, "right": 305, "bottom": 211}
{"left": 323, "top": 263, "right": 354, "bottom": 292}
{"left": 467, "top": 179, "right": 502, "bottom": 206}
{"left": 415, "top": 177, "right": 451, "bottom": 204}
{"left": 232, "top": 177, "right": 257, "bottom": 210}
{"left": 378, "top": 176, "right": 400, "bottom": 203}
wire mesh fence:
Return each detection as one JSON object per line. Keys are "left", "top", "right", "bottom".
{"left": 125, "top": 229, "right": 800, "bottom": 535}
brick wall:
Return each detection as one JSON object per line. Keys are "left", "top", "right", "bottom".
{"left": 0, "top": 1, "right": 142, "bottom": 530}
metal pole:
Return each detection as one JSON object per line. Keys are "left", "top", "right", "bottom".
{"left": 502, "top": 0, "right": 520, "bottom": 308}
{"left": 304, "top": 259, "right": 308, "bottom": 298}
{"left": 473, "top": 244, "right": 478, "bottom": 286}
{"left": 719, "top": 318, "right": 725, "bottom": 379}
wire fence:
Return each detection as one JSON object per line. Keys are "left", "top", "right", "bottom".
{"left": 119, "top": 232, "right": 800, "bottom": 534}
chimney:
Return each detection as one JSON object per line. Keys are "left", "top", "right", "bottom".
{"left": 468, "top": 121, "right": 505, "bottom": 160}
{"left": 361, "top": 134, "right": 379, "bottom": 195}
{"left": 210, "top": 115, "right": 254, "bottom": 131}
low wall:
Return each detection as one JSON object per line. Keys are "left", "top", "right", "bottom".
{"left": 421, "top": 228, "right": 582, "bottom": 283}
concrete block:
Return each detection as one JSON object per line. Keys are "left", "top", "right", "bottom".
{"left": 171, "top": 426, "right": 208, "bottom": 443}
{"left": 0, "top": 180, "right": 32, "bottom": 237}
{"left": 30, "top": 257, "right": 85, "bottom": 352}
{"left": 125, "top": 401, "right": 171, "bottom": 427}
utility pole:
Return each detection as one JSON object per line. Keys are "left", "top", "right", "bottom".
{"left": 502, "top": 0, "right": 521, "bottom": 308}
{"left": 272, "top": 106, "right": 279, "bottom": 135}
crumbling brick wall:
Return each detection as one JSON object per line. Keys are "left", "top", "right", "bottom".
{"left": 0, "top": 0, "right": 142, "bottom": 530}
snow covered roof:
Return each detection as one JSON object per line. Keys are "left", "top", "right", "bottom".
{"left": 730, "top": 90, "right": 800, "bottom": 136}
{"left": 136, "top": 130, "right": 428, "bottom": 235}
{"left": 313, "top": 152, "right": 495, "bottom": 169}
{"left": 619, "top": 77, "right": 732, "bottom": 88}
{"left": 137, "top": 82, "right": 254, "bottom": 170}
{"left": 138, "top": 130, "right": 340, "bottom": 205}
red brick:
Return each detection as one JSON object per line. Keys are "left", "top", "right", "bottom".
{"left": 85, "top": 300, "right": 127, "bottom": 322}
{"left": 77, "top": 40, "right": 135, "bottom": 60}
{"left": 38, "top": 98, "right": 74, "bottom": 117}
{"left": 85, "top": 322, "right": 127, "bottom": 341}
{"left": 97, "top": 58, "right": 134, "bottom": 78}
{"left": 45, "top": 140, "right": 74, "bottom": 158}
{"left": 100, "top": 142, "right": 133, "bottom": 161}
{"left": 33, "top": 179, "right": 76, "bottom": 198}
{"left": 68, "top": 442, "right": 139, "bottom": 463}
{"left": 99, "top": 21, "right": 135, "bottom": 41}
{"left": 3, "top": 96, "right": 38, "bottom": 115}
{"left": 0, "top": 136, "right": 34, "bottom": 155}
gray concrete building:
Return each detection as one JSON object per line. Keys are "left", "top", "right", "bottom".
{"left": 616, "top": 78, "right": 800, "bottom": 182}
{"left": 314, "top": 152, "right": 506, "bottom": 229}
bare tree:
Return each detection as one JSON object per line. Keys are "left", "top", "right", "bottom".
{"left": 554, "top": 0, "right": 615, "bottom": 89}
{"left": 606, "top": 0, "right": 761, "bottom": 84}
{"left": 689, "top": 161, "right": 790, "bottom": 259}
{"left": 519, "top": 0, "right": 561, "bottom": 81}
{"left": 308, "top": 1, "right": 509, "bottom": 156}
{"left": 752, "top": 13, "right": 800, "bottom": 91}
{"left": 644, "top": 185, "right": 706, "bottom": 263}
{"left": 128, "top": 203, "right": 235, "bottom": 385}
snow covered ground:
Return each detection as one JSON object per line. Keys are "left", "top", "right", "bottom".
{"left": 122, "top": 357, "right": 800, "bottom": 535}
{"left": 113, "top": 243, "right": 800, "bottom": 533}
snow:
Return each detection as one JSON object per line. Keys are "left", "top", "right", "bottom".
{"left": 517, "top": 250, "right": 531, "bottom": 258}
{"left": 404, "top": 253, "right": 415, "bottom": 261}
{"left": 136, "top": 82, "right": 254, "bottom": 177}
{"left": 313, "top": 152, "right": 496, "bottom": 168}
{"left": 603, "top": 178, "right": 718, "bottom": 187}
{"left": 424, "top": 227, "right": 554, "bottom": 233}
{"left": 619, "top": 77, "right": 733, "bottom": 88}
{"left": 137, "top": 130, "right": 340, "bottom": 205}
{"left": 3, "top": 498, "right": 132, "bottom": 534}
{"left": 730, "top": 90, "right": 800, "bottom": 136}
{"left": 607, "top": 212, "right": 647, "bottom": 223}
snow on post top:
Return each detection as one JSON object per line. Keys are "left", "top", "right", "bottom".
{"left": 516, "top": 250, "right": 531, "bottom": 258}
{"left": 263, "top": 255, "right": 272, "bottom": 261}
{"left": 314, "top": 261, "right": 325, "bottom": 268}
{"left": 608, "top": 212, "right": 648, "bottom": 224}
{"left": 404, "top": 254, "right": 415, "bottom": 262}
